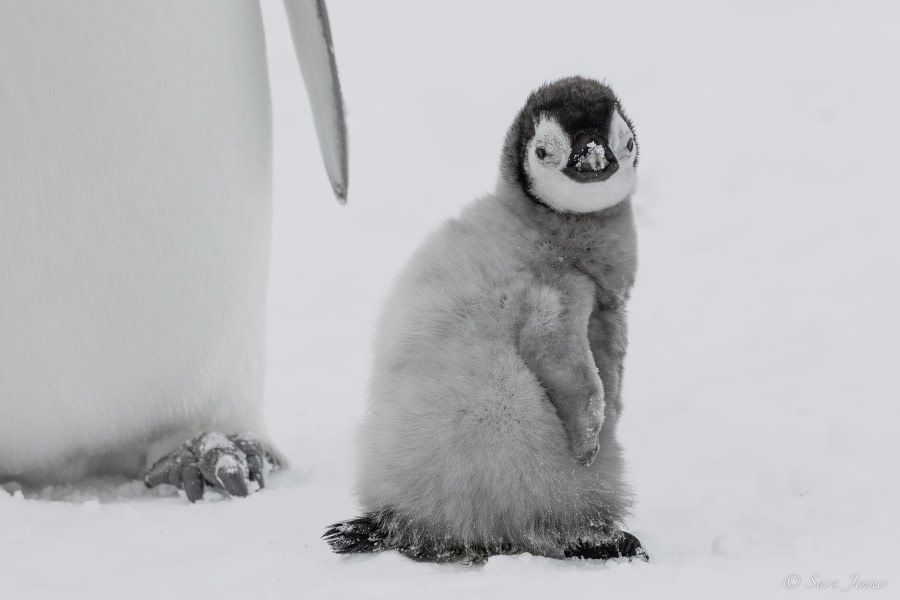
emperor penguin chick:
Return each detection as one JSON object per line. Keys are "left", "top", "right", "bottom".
{"left": 326, "top": 77, "right": 647, "bottom": 563}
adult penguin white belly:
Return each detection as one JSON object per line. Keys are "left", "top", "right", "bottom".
{"left": 0, "top": 0, "right": 348, "bottom": 500}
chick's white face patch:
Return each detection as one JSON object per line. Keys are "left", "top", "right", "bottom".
{"left": 608, "top": 109, "right": 637, "bottom": 166}
{"left": 525, "top": 112, "right": 637, "bottom": 214}
{"left": 530, "top": 117, "right": 571, "bottom": 170}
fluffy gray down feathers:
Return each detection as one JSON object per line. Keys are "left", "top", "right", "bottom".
{"left": 356, "top": 190, "right": 637, "bottom": 556}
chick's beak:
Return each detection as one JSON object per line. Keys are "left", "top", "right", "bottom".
{"left": 570, "top": 135, "right": 616, "bottom": 173}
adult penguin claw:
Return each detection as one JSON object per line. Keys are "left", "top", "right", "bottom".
{"left": 232, "top": 435, "right": 268, "bottom": 489}
{"left": 181, "top": 465, "right": 205, "bottom": 503}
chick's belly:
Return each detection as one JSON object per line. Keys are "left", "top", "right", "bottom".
{"left": 360, "top": 342, "right": 577, "bottom": 507}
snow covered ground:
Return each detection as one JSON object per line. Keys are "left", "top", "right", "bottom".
{"left": 3, "top": 1, "right": 899, "bottom": 598}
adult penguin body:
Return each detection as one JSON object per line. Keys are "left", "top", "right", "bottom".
{"left": 326, "top": 77, "right": 648, "bottom": 562}
{"left": 0, "top": 0, "right": 347, "bottom": 500}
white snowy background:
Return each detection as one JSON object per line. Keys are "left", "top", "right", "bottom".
{"left": 3, "top": 1, "right": 899, "bottom": 598}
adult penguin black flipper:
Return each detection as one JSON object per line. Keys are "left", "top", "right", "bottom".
{"left": 284, "top": 0, "right": 349, "bottom": 202}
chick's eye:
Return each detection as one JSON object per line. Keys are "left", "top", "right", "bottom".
{"left": 535, "top": 147, "right": 547, "bottom": 160}
{"left": 626, "top": 138, "right": 634, "bottom": 152}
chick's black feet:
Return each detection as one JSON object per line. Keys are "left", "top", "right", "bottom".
{"left": 564, "top": 531, "right": 649, "bottom": 561}
{"left": 144, "top": 432, "right": 277, "bottom": 502}
{"left": 323, "top": 515, "right": 390, "bottom": 555}
{"left": 323, "top": 513, "right": 499, "bottom": 565}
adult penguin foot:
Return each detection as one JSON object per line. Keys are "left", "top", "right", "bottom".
{"left": 144, "top": 432, "right": 278, "bottom": 502}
